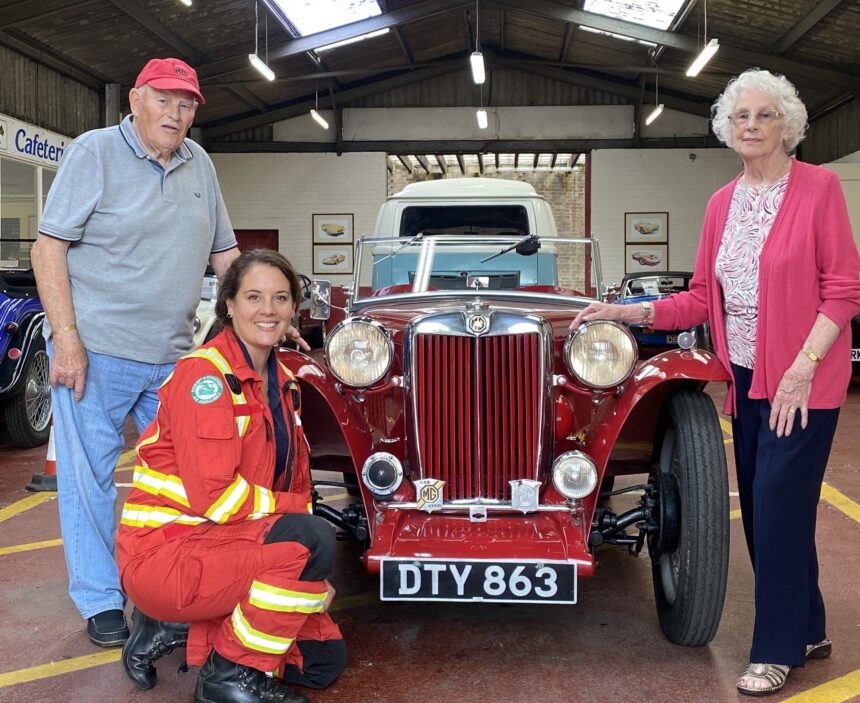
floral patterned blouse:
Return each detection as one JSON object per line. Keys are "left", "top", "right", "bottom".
{"left": 715, "top": 172, "right": 790, "bottom": 369}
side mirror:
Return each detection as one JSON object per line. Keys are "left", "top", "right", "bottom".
{"left": 310, "top": 280, "right": 332, "bottom": 321}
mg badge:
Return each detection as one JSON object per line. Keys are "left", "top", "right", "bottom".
{"left": 414, "top": 479, "right": 445, "bottom": 512}
{"left": 510, "top": 479, "right": 541, "bottom": 513}
{"left": 467, "top": 314, "right": 489, "bottom": 336}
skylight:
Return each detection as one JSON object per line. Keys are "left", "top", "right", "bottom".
{"left": 583, "top": 0, "right": 686, "bottom": 31}
{"left": 270, "top": 0, "right": 381, "bottom": 36}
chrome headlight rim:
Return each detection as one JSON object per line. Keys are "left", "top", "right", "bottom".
{"left": 564, "top": 320, "right": 637, "bottom": 389}
{"left": 552, "top": 450, "right": 598, "bottom": 500}
{"left": 361, "top": 451, "right": 404, "bottom": 500}
{"left": 324, "top": 317, "right": 394, "bottom": 388}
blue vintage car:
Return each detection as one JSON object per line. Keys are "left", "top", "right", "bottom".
{"left": 0, "top": 269, "right": 51, "bottom": 447}
{"left": 613, "top": 271, "right": 712, "bottom": 355}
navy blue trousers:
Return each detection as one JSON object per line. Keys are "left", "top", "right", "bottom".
{"left": 731, "top": 364, "right": 839, "bottom": 667}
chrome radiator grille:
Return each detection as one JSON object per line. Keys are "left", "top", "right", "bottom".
{"left": 413, "top": 331, "right": 543, "bottom": 500}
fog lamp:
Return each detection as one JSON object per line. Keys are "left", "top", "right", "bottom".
{"left": 552, "top": 451, "right": 598, "bottom": 500}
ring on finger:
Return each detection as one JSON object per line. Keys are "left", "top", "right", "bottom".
{"left": 788, "top": 408, "right": 797, "bottom": 415}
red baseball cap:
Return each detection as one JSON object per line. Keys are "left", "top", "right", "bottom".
{"left": 134, "top": 57, "right": 205, "bottom": 104}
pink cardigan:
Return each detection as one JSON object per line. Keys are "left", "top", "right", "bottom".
{"left": 653, "top": 159, "right": 860, "bottom": 414}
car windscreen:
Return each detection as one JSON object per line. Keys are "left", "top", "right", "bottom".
{"left": 399, "top": 205, "right": 529, "bottom": 238}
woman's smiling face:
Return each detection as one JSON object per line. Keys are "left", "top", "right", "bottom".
{"left": 226, "top": 263, "right": 296, "bottom": 357}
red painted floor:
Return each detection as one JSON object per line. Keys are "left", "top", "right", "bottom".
{"left": 1, "top": 386, "right": 859, "bottom": 703}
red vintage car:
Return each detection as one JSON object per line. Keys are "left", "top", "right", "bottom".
{"left": 278, "top": 234, "right": 731, "bottom": 646}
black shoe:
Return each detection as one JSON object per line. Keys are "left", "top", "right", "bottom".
{"left": 195, "top": 649, "right": 309, "bottom": 703}
{"left": 122, "top": 607, "right": 190, "bottom": 689}
{"left": 87, "top": 609, "right": 129, "bottom": 648}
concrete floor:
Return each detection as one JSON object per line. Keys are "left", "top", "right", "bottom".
{"left": 1, "top": 385, "right": 859, "bottom": 703}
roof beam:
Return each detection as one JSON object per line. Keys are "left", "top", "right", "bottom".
{"left": 0, "top": 30, "right": 105, "bottom": 91}
{"left": 396, "top": 155, "right": 413, "bottom": 172}
{"left": 770, "top": 0, "right": 845, "bottom": 55}
{"left": 0, "top": 0, "right": 96, "bottom": 27}
{"left": 558, "top": 23, "right": 574, "bottom": 62}
{"left": 378, "top": 0, "right": 414, "bottom": 63}
{"left": 477, "top": 153, "right": 485, "bottom": 173}
{"left": 499, "top": 10, "right": 506, "bottom": 52}
{"left": 204, "top": 62, "right": 459, "bottom": 139}
{"left": 495, "top": 153, "right": 500, "bottom": 169}
{"left": 487, "top": 0, "right": 860, "bottom": 93}
{"left": 197, "top": 0, "right": 473, "bottom": 82}
{"left": 550, "top": 153, "right": 558, "bottom": 168}
{"left": 456, "top": 154, "right": 466, "bottom": 174}
{"left": 435, "top": 154, "right": 448, "bottom": 173}
{"left": 487, "top": 50, "right": 710, "bottom": 116}
{"left": 416, "top": 154, "right": 431, "bottom": 173}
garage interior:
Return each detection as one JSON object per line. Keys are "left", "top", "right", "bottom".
{"left": 1, "top": 0, "right": 860, "bottom": 702}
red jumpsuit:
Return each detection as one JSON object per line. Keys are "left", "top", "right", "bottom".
{"left": 116, "top": 330, "right": 344, "bottom": 685}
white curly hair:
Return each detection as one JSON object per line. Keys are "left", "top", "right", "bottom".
{"left": 711, "top": 69, "right": 808, "bottom": 153}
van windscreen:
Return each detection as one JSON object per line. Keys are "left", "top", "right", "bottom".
{"left": 399, "top": 205, "right": 529, "bottom": 237}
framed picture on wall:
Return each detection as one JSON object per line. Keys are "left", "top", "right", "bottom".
{"left": 313, "top": 213, "right": 354, "bottom": 244}
{"left": 625, "top": 244, "right": 668, "bottom": 273}
{"left": 625, "top": 212, "right": 668, "bottom": 244}
{"left": 313, "top": 244, "right": 353, "bottom": 275}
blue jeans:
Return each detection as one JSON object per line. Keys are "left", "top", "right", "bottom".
{"left": 48, "top": 342, "right": 174, "bottom": 619}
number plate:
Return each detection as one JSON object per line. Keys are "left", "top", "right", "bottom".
{"left": 380, "top": 558, "right": 577, "bottom": 604}
{"left": 852, "top": 348, "right": 860, "bottom": 362}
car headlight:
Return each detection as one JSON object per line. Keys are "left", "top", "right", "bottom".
{"left": 564, "top": 321, "right": 636, "bottom": 389}
{"left": 325, "top": 318, "right": 393, "bottom": 387}
{"left": 552, "top": 451, "right": 598, "bottom": 500}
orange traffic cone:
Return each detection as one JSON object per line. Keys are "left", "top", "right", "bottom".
{"left": 26, "top": 423, "right": 58, "bottom": 492}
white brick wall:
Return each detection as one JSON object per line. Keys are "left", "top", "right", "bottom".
{"left": 591, "top": 149, "right": 741, "bottom": 287}
{"left": 210, "top": 152, "right": 388, "bottom": 281}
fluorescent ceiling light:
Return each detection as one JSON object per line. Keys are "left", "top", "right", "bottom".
{"left": 179, "top": 0, "right": 192, "bottom": 6}
{"left": 316, "top": 27, "right": 389, "bottom": 52}
{"left": 583, "top": 0, "right": 685, "bottom": 30}
{"left": 686, "top": 38, "right": 719, "bottom": 77}
{"left": 645, "top": 103, "right": 664, "bottom": 125}
{"left": 579, "top": 25, "right": 656, "bottom": 47}
{"left": 476, "top": 109, "right": 488, "bottom": 129}
{"left": 470, "top": 51, "right": 486, "bottom": 85}
{"left": 248, "top": 53, "right": 276, "bottom": 81}
{"left": 269, "top": 0, "right": 381, "bottom": 35}
{"left": 310, "top": 109, "right": 330, "bottom": 130}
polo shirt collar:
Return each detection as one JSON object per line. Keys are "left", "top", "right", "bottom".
{"left": 119, "top": 114, "right": 193, "bottom": 164}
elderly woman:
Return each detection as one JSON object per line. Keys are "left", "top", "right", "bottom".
{"left": 116, "top": 250, "right": 345, "bottom": 703}
{"left": 572, "top": 69, "right": 860, "bottom": 696}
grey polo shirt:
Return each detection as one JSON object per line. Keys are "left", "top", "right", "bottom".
{"left": 40, "top": 115, "right": 237, "bottom": 364}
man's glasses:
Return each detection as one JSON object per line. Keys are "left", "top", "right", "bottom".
{"left": 730, "top": 109, "right": 782, "bottom": 126}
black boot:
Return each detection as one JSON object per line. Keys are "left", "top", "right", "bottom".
{"left": 121, "top": 607, "right": 190, "bottom": 689}
{"left": 195, "top": 649, "right": 309, "bottom": 703}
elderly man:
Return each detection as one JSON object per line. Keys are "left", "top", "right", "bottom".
{"left": 32, "top": 58, "right": 240, "bottom": 647}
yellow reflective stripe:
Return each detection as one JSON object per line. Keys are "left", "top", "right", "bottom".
{"left": 120, "top": 503, "right": 206, "bottom": 528}
{"left": 132, "top": 466, "right": 191, "bottom": 508}
{"left": 248, "top": 486, "right": 275, "bottom": 520}
{"left": 306, "top": 502, "right": 313, "bottom": 514}
{"left": 231, "top": 604, "right": 292, "bottom": 655}
{"left": 135, "top": 419, "right": 162, "bottom": 459}
{"left": 205, "top": 475, "right": 251, "bottom": 524}
{"left": 236, "top": 414, "right": 249, "bottom": 438}
{"left": 248, "top": 581, "right": 327, "bottom": 614}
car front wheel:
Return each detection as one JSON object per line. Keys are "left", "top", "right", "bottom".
{"left": 649, "top": 389, "right": 729, "bottom": 645}
{"left": 3, "top": 336, "right": 52, "bottom": 448}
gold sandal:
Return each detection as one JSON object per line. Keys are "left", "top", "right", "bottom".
{"left": 806, "top": 639, "right": 832, "bottom": 660}
{"left": 737, "top": 663, "right": 791, "bottom": 696}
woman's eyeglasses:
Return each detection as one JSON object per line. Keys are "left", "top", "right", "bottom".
{"left": 730, "top": 109, "right": 782, "bottom": 126}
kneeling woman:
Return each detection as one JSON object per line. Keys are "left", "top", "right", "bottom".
{"left": 116, "top": 250, "right": 345, "bottom": 703}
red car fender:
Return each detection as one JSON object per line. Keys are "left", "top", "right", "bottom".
{"left": 275, "top": 349, "right": 374, "bottom": 467}
{"left": 582, "top": 349, "right": 731, "bottom": 472}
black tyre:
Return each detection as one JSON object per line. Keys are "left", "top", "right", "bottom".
{"left": 3, "top": 335, "right": 52, "bottom": 448}
{"left": 649, "top": 389, "right": 728, "bottom": 645}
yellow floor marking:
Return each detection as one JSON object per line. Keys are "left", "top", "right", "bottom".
{"left": 0, "top": 538, "right": 63, "bottom": 557}
{"left": 0, "top": 650, "right": 120, "bottom": 688}
{"left": 0, "top": 591, "right": 376, "bottom": 688}
{"left": 0, "top": 493, "right": 56, "bottom": 524}
{"left": 821, "top": 483, "right": 860, "bottom": 525}
{"left": 781, "top": 667, "right": 860, "bottom": 702}
{"left": 730, "top": 509, "right": 742, "bottom": 520}
{"left": 719, "top": 417, "right": 733, "bottom": 437}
